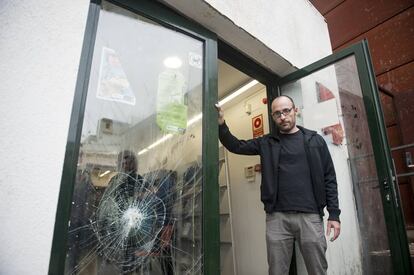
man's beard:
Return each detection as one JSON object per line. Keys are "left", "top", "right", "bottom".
{"left": 277, "top": 121, "right": 295, "bottom": 133}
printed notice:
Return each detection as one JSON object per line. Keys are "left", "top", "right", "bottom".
{"left": 156, "top": 70, "right": 188, "bottom": 134}
{"left": 252, "top": 114, "right": 264, "bottom": 138}
{"left": 96, "top": 47, "right": 136, "bottom": 105}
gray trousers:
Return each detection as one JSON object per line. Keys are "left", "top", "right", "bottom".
{"left": 266, "top": 212, "right": 327, "bottom": 275}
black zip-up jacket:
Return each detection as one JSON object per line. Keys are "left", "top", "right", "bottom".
{"left": 219, "top": 122, "right": 341, "bottom": 222}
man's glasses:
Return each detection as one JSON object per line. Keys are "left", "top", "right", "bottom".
{"left": 271, "top": 107, "right": 293, "bottom": 119}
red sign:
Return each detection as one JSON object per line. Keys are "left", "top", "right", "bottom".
{"left": 252, "top": 114, "right": 264, "bottom": 138}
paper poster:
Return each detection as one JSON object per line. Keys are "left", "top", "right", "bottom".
{"left": 156, "top": 70, "right": 188, "bottom": 134}
{"left": 96, "top": 47, "right": 136, "bottom": 105}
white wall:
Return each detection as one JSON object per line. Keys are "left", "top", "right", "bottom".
{"left": 0, "top": 0, "right": 333, "bottom": 274}
{"left": 164, "top": 0, "right": 332, "bottom": 75}
{"left": 205, "top": 0, "right": 332, "bottom": 69}
{"left": 0, "top": 1, "right": 89, "bottom": 274}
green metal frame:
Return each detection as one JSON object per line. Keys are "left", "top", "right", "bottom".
{"left": 218, "top": 40, "right": 278, "bottom": 85}
{"left": 276, "top": 40, "right": 412, "bottom": 275}
{"left": 48, "top": 0, "right": 101, "bottom": 273}
{"left": 217, "top": 40, "right": 281, "bottom": 136}
{"left": 48, "top": 0, "right": 219, "bottom": 274}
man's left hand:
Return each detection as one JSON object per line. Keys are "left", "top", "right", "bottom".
{"left": 326, "top": 220, "right": 341, "bottom": 242}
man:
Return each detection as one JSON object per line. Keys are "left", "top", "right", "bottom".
{"left": 215, "top": 95, "right": 340, "bottom": 275}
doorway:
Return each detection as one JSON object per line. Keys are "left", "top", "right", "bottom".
{"left": 217, "top": 59, "right": 269, "bottom": 275}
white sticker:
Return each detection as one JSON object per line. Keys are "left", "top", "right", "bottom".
{"left": 189, "top": 52, "right": 202, "bottom": 69}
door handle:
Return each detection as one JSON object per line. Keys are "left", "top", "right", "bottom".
{"left": 382, "top": 179, "right": 390, "bottom": 190}
{"left": 391, "top": 159, "right": 400, "bottom": 208}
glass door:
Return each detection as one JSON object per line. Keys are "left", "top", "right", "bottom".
{"left": 276, "top": 41, "right": 412, "bottom": 274}
{"left": 49, "top": 0, "right": 219, "bottom": 274}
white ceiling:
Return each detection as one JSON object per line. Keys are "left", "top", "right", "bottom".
{"left": 218, "top": 59, "right": 266, "bottom": 106}
{"left": 218, "top": 59, "right": 252, "bottom": 99}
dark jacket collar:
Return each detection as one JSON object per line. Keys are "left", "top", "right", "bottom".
{"left": 297, "top": 125, "right": 317, "bottom": 136}
{"left": 270, "top": 125, "right": 317, "bottom": 141}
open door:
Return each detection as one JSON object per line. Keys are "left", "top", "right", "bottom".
{"left": 275, "top": 41, "right": 412, "bottom": 274}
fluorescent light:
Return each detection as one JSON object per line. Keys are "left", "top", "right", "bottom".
{"left": 98, "top": 170, "right": 111, "bottom": 178}
{"left": 187, "top": 113, "right": 202, "bottom": 126}
{"left": 138, "top": 148, "right": 148, "bottom": 155}
{"left": 148, "top": 134, "right": 173, "bottom": 149}
{"left": 218, "top": 80, "right": 258, "bottom": 105}
{"left": 184, "top": 79, "right": 258, "bottom": 126}
{"left": 163, "top": 56, "right": 182, "bottom": 69}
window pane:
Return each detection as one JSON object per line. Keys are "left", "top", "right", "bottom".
{"left": 65, "top": 2, "right": 204, "bottom": 274}
{"left": 280, "top": 55, "right": 392, "bottom": 274}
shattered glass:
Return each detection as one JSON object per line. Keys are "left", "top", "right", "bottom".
{"left": 65, "top": 2, "right": 204, "bottom": 274}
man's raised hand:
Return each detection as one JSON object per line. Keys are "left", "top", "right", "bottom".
{"left": 215, "top": 103, "right": 225, "bottom": 125}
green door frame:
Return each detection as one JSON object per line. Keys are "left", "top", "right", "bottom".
{"left": 217, "top": 40, "right": 281, "bottom": 139}
{"left": 276, "top": 40, "right": 412, "bottom": 275}
{"left": 48, "top": 0, "right": 219, "bottom": 274}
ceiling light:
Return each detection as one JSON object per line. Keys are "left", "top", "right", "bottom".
{"left": 98, "top": 170, "right": 111, "bottom": 178}
{"left": 163, "top": 56, "right": 182, "bottom": 69}
{"left": 219, "top": 80, "right": 258, "bottom": 105}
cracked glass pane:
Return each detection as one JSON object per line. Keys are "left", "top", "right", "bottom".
{"left": 65, "top": 2, "right": 204, "bottom": 274}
